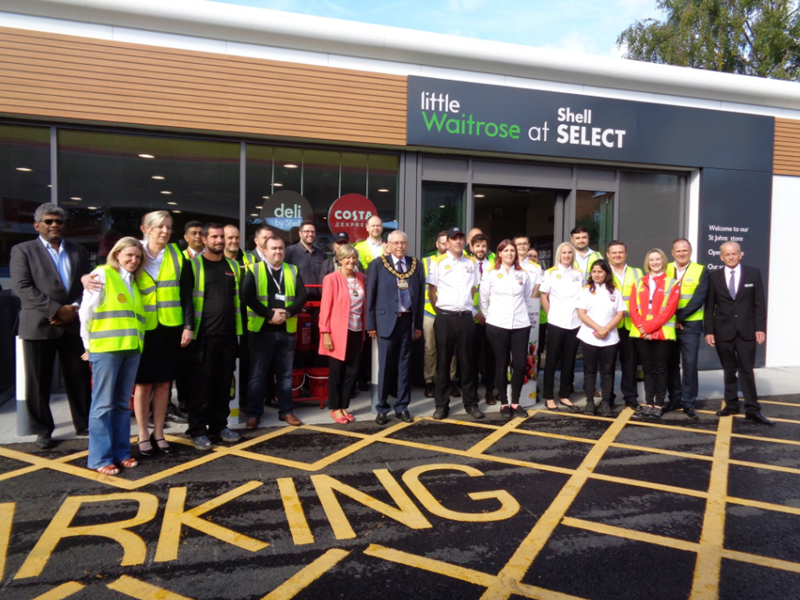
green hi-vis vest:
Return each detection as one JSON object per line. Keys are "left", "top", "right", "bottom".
{"left": 242, "top": 251, "right": 257, "bottom": 270}
{"left": 354, "top": 240, "right": 380, "bottom": 270}
{"left": 573, "top": 250, "right": 602, "bottom": 282}
{"left": 612, "top": 266, "right": 643, "bottom": 330}
{"left": 247, "top": 262, "right": 298, "bottom": 333}
{"left": 423, "top": 255, "right": 436, "bottom": 317}
{"left": 666, "top": 261, "right": 705, "bottom": 322}
{"left": 190, "top": 256, "right": 243, "bottom": 335}
{"left": 629, "top": 276, "right": 678, "bottom": 341}
{"left": 135, "top": 243, "right": 184, "bottom": 331}
{"left": 89, "top": 266, "right": 145, "bottom": 353}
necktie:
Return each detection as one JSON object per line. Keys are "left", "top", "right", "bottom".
{"left": 397, "top": 259, "right": 411, "bottom": 312}
{"left": 728, "top": 269, "right": 736, "bottom": 299}
{"left": 479, "top": 261, "right": 483, "bottom": 276}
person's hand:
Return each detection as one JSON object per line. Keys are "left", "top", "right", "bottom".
{"left": 475, "top": 312, "right": 486, "bottom": 325}
{"left": 643, "top": 333, "right": 652, "bottom": 341}
{"left": 676, "top": 323, "right": 684, "bottom": 330}
{"left": 323, "top": 333, "right": 334, "bottom": 352}
{"left": 81, "top": 272, "right": 104, "bottom": 292}
{"left": 181, "top": 329, "right": 194, "bottom": 347}
{"left": 367, "top": 329, "right": 377, "bottom": 339}
{"left": 81, "top": 351, "right": 89, "bottom": 361}
{"left": 595, "top": 326, "right": 609, "bottom": 339}
{"left": 705, "top": 334, "right": 715, "bottom": 347}
{"left": 269, "top": 309, "right": 287, "bottom": 325}
{"left": 413, "top": 329, "right": 422, "bottom": 341}
{"left": 55, "top": 305, "right": 78, "bottom": 325}
{"left": 756, "top": 331, "right": 766, "bottom": 345}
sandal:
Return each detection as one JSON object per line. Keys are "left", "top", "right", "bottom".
{"left": 95, "top": 464, "right": 119, "bottom": 476}
{"left": 120, "top": 457, "right": 138, "bottom": 469}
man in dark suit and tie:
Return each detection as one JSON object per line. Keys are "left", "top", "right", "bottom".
{"left": 704, "top": 241, "right": 772, "bottom": 424}
{"left": 11, "top": 203, "right": 92, "bottom": 447}
{"left": 366, "top": 230, "right": 425, "bottom": 424}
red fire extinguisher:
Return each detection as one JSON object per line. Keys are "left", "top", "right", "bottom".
{"left": 296, "top": 311, "right": 313, "bottom": 352}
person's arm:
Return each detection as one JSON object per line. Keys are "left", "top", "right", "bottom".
{"left": 242, "top": 269, "right": 272, "bottom": 320}
{"left": 180, "top": 259, "right": 195, "bottom": 332}
{"left": 539, "top": 271, "right": 551, "bottom": 313}
{"left": 676, "top": 268, "right": 709, "bottom": 323}
{"left": 78, "top": 268, "right": 105, "bottom": 351}
{"left": 629, "top": 284, "right": 644, "bottom": 333}
{"left": 426, "top": 259, "right": 439, "bottom": 312}
{"left": 365, "top": 264, "right": 378, "bottom": 337}
{"left": 288, "top": 271, "right": 307, "bottom": 315}
{"left": 478, "top": 274, "right": 491, "bottom": 315}
{"left": 642, "top": 279, "right": 681, "bottom": 334}
{"left": 753, "top": 269, "right": 767, "bottom": 344}
{"left": 319, "top": 274, "right": 335, "bottom": 351}
{"left": 412, "top": 264, "right": 424, "bottom": 339}
{"left": 10, "top": 244, "right": 63, "bottom": 320}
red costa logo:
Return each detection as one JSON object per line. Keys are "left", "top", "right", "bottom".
{"left": 327, "top": 194, "right": 378, "bottom": 243}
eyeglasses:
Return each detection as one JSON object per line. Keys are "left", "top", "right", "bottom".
{"left": 41, "top": 219, "right": 64, "bottom": 225}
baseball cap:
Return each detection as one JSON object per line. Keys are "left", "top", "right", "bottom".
{"left": 447, "top": 227, "right": 465, "bottom": 239}
{"left": 334, "top": 232, "right": 349, "bottom": 243}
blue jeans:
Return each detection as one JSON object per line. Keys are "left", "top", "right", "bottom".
{"left": 88, "top": 350, "right": 141, "bottom": 469}
{"left": 247, "top": 329, "right": 296, "bottom": 418}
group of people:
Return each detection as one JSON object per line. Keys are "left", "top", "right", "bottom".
{"left": 10, "top": 203, "right": 772, "bottom": 474}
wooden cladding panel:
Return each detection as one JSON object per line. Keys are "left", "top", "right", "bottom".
{"left": 775, "top": 118, "right": 800, "bottom": 176}
{"left": 0, "top": 27, "right": 407, "bottom": 146}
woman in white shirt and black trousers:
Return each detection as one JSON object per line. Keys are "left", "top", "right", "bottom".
{"left": 479, "top": 239, "right": 534, "bottom": 420}
{"left": 577, "top": 259, "right": 625, "bottom": 416}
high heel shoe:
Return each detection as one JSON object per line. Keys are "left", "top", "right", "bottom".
{"left": 138, "top": 438, "right": 154, "bottom": 457}
{"left": 151, "top": 434, "right": 171, "bottom": 454}
{"left": 330, "top": 411, "right": 348, "bottom": 424}
{"left": 558, "top": 398, "right": 582, "bottom": 413}
{"left": 545, "top": 399, "right": 558, "bottom": 411}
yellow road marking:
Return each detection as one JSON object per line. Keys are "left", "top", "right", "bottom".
{"left": 260, "top": 549, "right": 350, "bottom": 600}
{"left": 562, "top": 516, "right": 698, "bottom": 552}
{"left": 759, "top": 400, "right": 800, "bottom": 407}
{"left": 589, "top": 473, "right": 709, "bottom": 498}
{"left": 726, "top": 496, "right": 800, "bottom": 516}
{"left": 624, "top": 420, "right": 718, "bottom": 435}
{"left": 277, "top": 477, "right": 315, "bottom": 545}
{"left": 723, "top": 549, "right": 800, "bottom": 574}
{"left": 610, "top": 442, "right": 714, "bottom": 462}
{"left": 501, "top": 427, "right": 597, "bottom": 446}
{"left": 107, "top": 575, "right": 194, "bottom": 599}
{"left": 729, "top": 459, "right": 800, "bottom": 476}
{"left": 0, "top": 502, "right": 13, "bottom": 581}
{"left": 732, "top": 433, "right": 800, "bottom": 447}
{"left": 467, "top": 417, "right": 524, "bottom": 454}
{"left": 28, "top": 582, "right": 85, "bottom": 600}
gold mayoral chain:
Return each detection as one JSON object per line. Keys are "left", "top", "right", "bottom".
{"left": 380, "top": 256, "right": 418, "bottom": 290}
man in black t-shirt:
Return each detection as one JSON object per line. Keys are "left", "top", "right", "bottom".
{"left": 184, "top": 223, "right": 244, "bottom": 451}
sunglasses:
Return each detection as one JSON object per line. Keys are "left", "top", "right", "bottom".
{"left": 41, "top": 219, "right": 64, "bottom": 225}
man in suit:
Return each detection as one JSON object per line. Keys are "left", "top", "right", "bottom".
{"left": 704, "top": 241, "right": 771, "bottom": 424}
{"left": 366, "top": 230, "right": 425, "bottom": 424}
{"left": 10, "top": 203, "right": 92, "bottom": 448}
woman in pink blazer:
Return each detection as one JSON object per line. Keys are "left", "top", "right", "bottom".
{"left": 319, "top": 244, "right": 366, "bottom": 423}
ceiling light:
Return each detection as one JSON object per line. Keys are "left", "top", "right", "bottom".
{"left": 283, "top": 164, "right": 298, "bottom": 169}
{"left": 273, "top": 183, "right": 283, "bottom": 187}
{"left": 16, "top": 167, "right": 32, "bottom": 172}
{"left": 377, "top": 188, "right": 389, "bottom": 193}
{"left": 250, "top": 213, "right": 258, "bottom": 217}
{"left": 167, "top": 201, "right": 177, "bottom": 206}
{"left": 255, "top": 205, "right": 263, "bottom": 209}
{"left": 87, "top": 206, "right": 98, "bottom": 210}
{"left": 172, "top": 210, "right": 181, "bottom": 214}
{"left": 262, "top": 195, "right": 270, "bottom": 199}
{"left": 161, "top": 191, "right": 172, "bottom": 195}
{"left": 474, "top": 194, "right": 485, "bottom": 198}
{"left": 70, "top": 197, "right": 82, "bottom": 201}
{"left": 439, "top": 205, "right": 446, "bottom": 209}
{"left": 47, "top": 184, "right": 52, "bottom": 188}
{"left": 152, "top": 175, "right": 165, "bottom": 180}
{"left": 138, "top": 154, "right": 155, "bottom": 159}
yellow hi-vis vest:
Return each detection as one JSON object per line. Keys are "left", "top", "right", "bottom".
{"left": 612, "top": 265, "right": 643, "bottom": 330}
{"left": 666, "top": 261, "right": 705, "bottom": 322}
{"left": 89, "top": 266, "right": 145, "bottom": 353}
{"left": 354, "top": 240, "right": 381, "bottom": 270}
{"left": 573, "top": 250, "right": 602, "bottom": 282}
{"left": 247, "top": 262, "right": 298, "bottom": 333}
{"left": 135, "top": 243, "right": 184, "bottom": 330}
{"left": 242, "top": 251, "right": 257, "bottom": 270}
{"left": 423, "top": 255, "right": 436, "bottom": 317}
{"left": 629, "top": 276, "right": 678, "bottom": 341}
{"left": 189, "top": 256, "right": 243, "bottom": 335}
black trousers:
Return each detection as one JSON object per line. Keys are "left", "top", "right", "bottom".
{"left": 473, "top": 322, "right": 497, "bottom": 394}
{"left": 486, "top": 324, "right": 530, "bottom": 404}
{"left": 543, "top": 324, "right": 580, "bottom": 400}
{"left": 715, "top": 333, "right": 761, "bottom": 414}
{"left": 582, "top": 342, "right": 618, "bottom": 404}
{"left": 434, "top": 312, "right": 477, "bottom": 409}
{"left": 616, "top": 327, "right": 640, "bottom": 405}
{"left": 22, "top": 334, "right": 90, "bottom": 436}
{"left": 185, "top": 334, "right": 238, "bottom": 437}
{"left": 667, "top": 328, "right": 702, "bottom": 409}
{"left": 328, "top": 329, "right": 361, "bottom": 411}
{"left": 634, "top": 338, "right": 672, "bottom": 406}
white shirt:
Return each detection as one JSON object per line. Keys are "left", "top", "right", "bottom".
{"left": 142, "top": 243, "right": 165, "bottom": 281}
{"left": 539, "top": 264, "right": 583, "bottom": 329}
{"left": 576, "top": 283, "right": 625, "bottom": 347}
{"left": 475, "top": 257, "right": 491, "bottom": 280}
{"left": 255, "top": 248, "right": 268, "bottom": 263}
{"left": 519, "top": 259, "right": 543, "bottom": 290}
{"left": 479, "top": 265, "right": 533, "bottom": 329}
{"left": 726, "top": 264, "right": 742, "bottom": 297}
{"left": 426, "top": 251, "right": 480, "bottom": 314}
{"left": 79, "top": 267, "right": 136, "bottom": 350}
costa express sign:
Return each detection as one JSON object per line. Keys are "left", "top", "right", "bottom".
{"left": 327, "top": 194, "right": 377, "bottom": 242}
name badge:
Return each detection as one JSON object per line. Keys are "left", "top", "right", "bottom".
{"left": 275, "top": 294, "right": 286, "bottom": 301}
{"left": 744, "top": 283, "right": 754, "bottom": 288}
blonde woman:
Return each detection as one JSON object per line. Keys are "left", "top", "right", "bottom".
{"left": 79, "top": 238, "right": 146, "bottom": 474}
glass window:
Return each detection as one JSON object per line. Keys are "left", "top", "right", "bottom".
{"left": 0, "top": 124, "right": 51, "bottom": 281}
{"left": 575, "top": 190, "right": 614, "bottom": 255}
{"left": 57, "top": 130, "right": 239, "bottom": 263}
{"left": 618, "top": 172, "right": 685, "bottom": 267}
{"left": 420, "top": 182, "right": 466, "bottom": 256}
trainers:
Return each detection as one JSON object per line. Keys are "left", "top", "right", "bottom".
{"left": 217, "top": 428, "right": 241, "bottom": 443}
{"left": 513, "top": 405, "right": 528, "bottom": 419}
{"left": 632, "top": 405, "right": 653, "bottom": 421}
{"left": 650, "top": 407, "right": 663, "bottom": 419}
{"left": 500, "top": 405, "right": 512, "bottom": 420}
{"left": 598, "top": 402, "right": 613, "bottom": 417}
{"left": 193, "top": 436, "right": 212, "bottom": 451}
{"left": 584, "top": 401, "right": 596, "bottom": 416}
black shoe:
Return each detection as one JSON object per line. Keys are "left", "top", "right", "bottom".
{"left": 35, "top": 434, "right": 52, "bottom": 449}
{"left": 357, "top": 380, "right": 370, "bottom": 391}
{"left": 75, "top": 428, "right": 89, "bottom": 437}
{"left": 684, "top": 407, "right": 699, "bottom": 420}
{"left": 716, "top": 406, "right": 741, "bottom": 417}
{"left": 151, "top": 434, "right": 172, "bottom": 454}
{"left": 500, "top": 405, "right": 512, "bottom": 420}
{"left": 450, "top": 385, "right": 461, "bottom": 398}
{"left": 138, "top": 439, "right": 155, "bottom": 457}
{"left": 424, "top": 381, "right": 435, "bottom": 398}
{"left": 650, "top": 406, "right": 663, "bottom": 419}
{"left": 165, "top": 408, "right": 188, "bottom": 424}
{"left": 745, "top": 412, "right": 775, "bottom": 425}
{"left": 375, "top": 413, "right": 389, "bottom": 426}
{"left": 598, "top": 402, "right": 613, "bottom": 417}
{"left": 584, "top": 401, "right": 596, "bottom": 416}
{"left": 485, "top": 389, "right": 497, "bottom": 406}
{"left": 661, "top": 403, "right": 680, "bottom": 415}
{"left": 513, "top": 405, "right": 528, "bottom": 419}
{"left": 631, "top": 406, "right": 654, "bottom": 421}
{"left": 626, "top": 402, "right": 643, "bottom": 414}
{"left": 466, "top": 405, "right": 485, "bottom": 419}
{"left": 397, "top": 410, "right": 413, "bottom": 423}
{"left": 432, "top": 407, "right": 449, "bottom": 420}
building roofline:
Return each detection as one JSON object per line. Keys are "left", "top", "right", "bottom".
{"left": 4, "top": 0, "right": 800, "bottom": 111}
